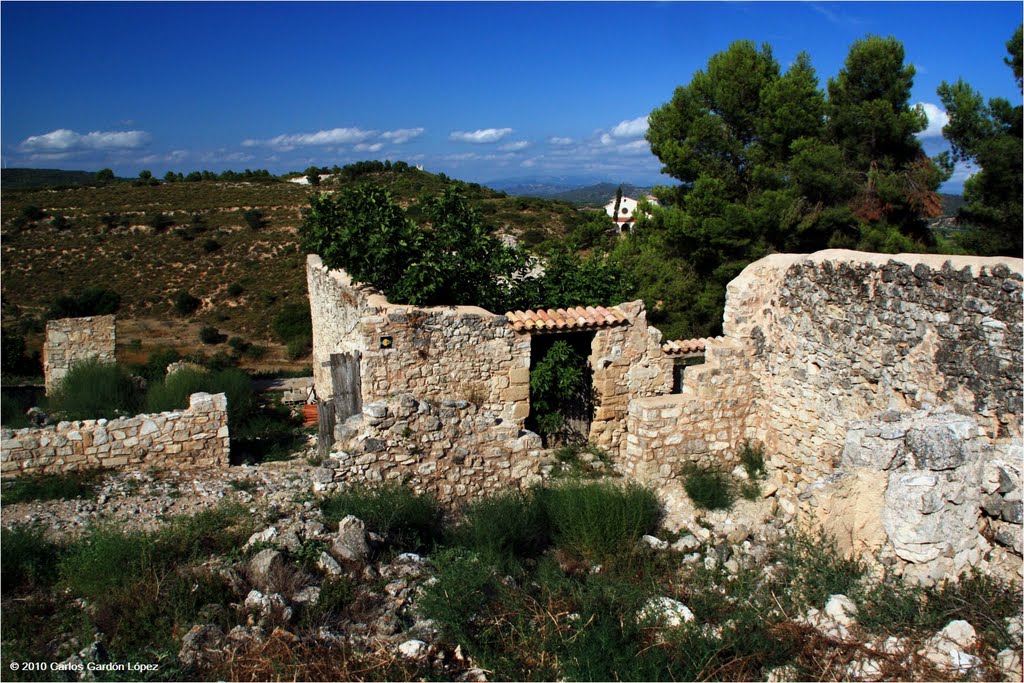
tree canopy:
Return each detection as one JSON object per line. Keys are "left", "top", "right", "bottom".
{"left": 937, "top": 24, "right": 1023, "bottom": 256}
{"left": 630, "top": 35, "right": 955, "bottom": 339}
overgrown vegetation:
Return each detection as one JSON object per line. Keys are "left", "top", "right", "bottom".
{"left": 0, "top": 469, "right": 106, "bottom": 505}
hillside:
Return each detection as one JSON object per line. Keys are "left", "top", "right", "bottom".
{"left": 0, "top": 166, "right": 595, "bottom": 372}
{"left": 1, "top": 168, "right": 126, "bottom": 190}
{"left": 547, "top": 182, "right": 654, "bottom": 207}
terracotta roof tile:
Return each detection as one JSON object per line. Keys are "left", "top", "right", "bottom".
{"left": 506, "top": 305, "right": 631, "bottom": 334}
{"left": 662, "top": 337, "right": 718, "bottom": 355}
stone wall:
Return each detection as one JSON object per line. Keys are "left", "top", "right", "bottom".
{"left": 734, "top": 251, "right": 1023, "bottom": 488}
{"left": 1, "top": 392, "right": 230, "bottom": 478}
{"left": 307, "top": 255, "right": 530, "bottom": 424}
{"left": 319, "top": 393, "right": 544, "bottom": 504}
{"left": 588, "top": 300, "right": 673, "bottom": 449}
{"left": 43, "top": 315, "right": 117, "bottom": 393}
{"left": 619, "top": 250, "right": 1022, "bottom": 491}
{"left": 621, "top": 338, "right": 759, "bottom": 483}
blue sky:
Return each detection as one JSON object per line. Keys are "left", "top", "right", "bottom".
{"left": 2, "top": 2, "right": 1021, "bottom": 191}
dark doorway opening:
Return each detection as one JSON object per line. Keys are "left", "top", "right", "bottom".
{"left": 527, "top": 331, "right": 595, "bottom": 447}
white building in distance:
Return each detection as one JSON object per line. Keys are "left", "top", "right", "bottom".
{"left": 604, "top": 194, "right": 658, "bottom": 233}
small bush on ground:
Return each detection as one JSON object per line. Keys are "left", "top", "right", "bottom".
{"left": 1, "top": 468, "right": 105, "bottom": 504}
{"left": 227, "top": 282, "right": 244, "bottom": 297}
{"left": 540, "top": 480, "right": 661, "bottom": 563}
{"left": 739, "top": 440, "right": 766, "bottom": 479}
{"left": 173, "top": 290, "right": 201, "bottom": 315}
{"left": 272, "top": 303, "right": 313, "bottom": 343}
{"left": 198, "top": 325, "right": 225, "bottom": 344}
{"left": 46, "top": 287, "right": 121, "bottom": 319}
{"left": 145, "top": 366, "right": 255, "bottom": 430}
{"left": 47, "top": 358, "right": 143, "bottom": 420}
{"left": 453, "top": 489, "right": 550, "bottom": 570}
{"left": 682, "top": 462, "right": 735, "bottom": 510}
{"left": 1, "top": 525, "right": 61, "bottom": 592}
{"left": 320, "top": 482, "right": 444, "bottom": 552}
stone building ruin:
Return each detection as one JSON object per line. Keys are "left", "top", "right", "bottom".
{"left": 43, "top": 314, "right": 117, "bottom": 394}
{"left": 308, "top": 249, "right": 1023, "bottom": 581}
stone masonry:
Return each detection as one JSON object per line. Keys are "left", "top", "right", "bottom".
{"left": 621, "top": 250, "right": 1023, "bottom": 493}
{"left": 1, "top": 392, "right": 230, "bottom": 477}
{"left": 320, "top": 393, "right": 545, "bottom": 504}
{"left": 43, "top": 315, "right": 117, "bottom": 394}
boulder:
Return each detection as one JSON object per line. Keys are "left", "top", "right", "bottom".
{"left": 248, "top": 549, "right": 286, "bottom": 591}
{"left": 331, "top": 515, "right": 370, "bottom": 563}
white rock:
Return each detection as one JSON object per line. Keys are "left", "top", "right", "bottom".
{"left": 638, "top": 597, "right": 695, "bottom": 627}
{"left": 244, "top": 526, "right": 278, "bottom": 549}
{"left": 642, "top": 534, "right": 669, "bottom": 550}
{"left": 317, "top": 551, "right": 343, "bottom": 576}
{"left": 824, "top": 594, "right": 858, "bottom": 627}
{"left": 398, "top": 639, "right": 428, "bottom": 659}
{"left": 672, "top": 534, "right": 701, "bottom": 552}
{"left": 996, "top": 648, "right": 1023, "bottom": 682}
{"left": 845, "top": 657, "right": 883, "bottom": 681}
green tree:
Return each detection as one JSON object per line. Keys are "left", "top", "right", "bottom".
{"left": 95, "top": 168, "right": 115, "bottom": 184}
{"left": 305, "top": 166, "right": 322, "bottom": 186}
{"left": 937, "top": 24, "right": 1023, "bottom": 256}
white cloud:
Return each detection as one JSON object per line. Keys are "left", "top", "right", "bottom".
{"left": 449, "top": 128, "right": 513, "bottom": 143}
{"left": 618, "top": 139, "right": 650, "bottom": 155}
{"left": 610, "top": 116, "right": 649, "bottom": 139}
{"left": 916, "top": 102, "right": 950, "bottom": 139}
{"left": 354, "top": 142, "right": 384, "bottom": 153}
{"left": 20, "top": 128, "right": 150, "bottom": 152}
{"left": 380, "top": 127, "right": 424, "bottom": 144}
{"left": 242, "top": 127, "right": 376, "bottom": 149}
{"left": 548, "top": 136, "right": 574, "bottom": 146}
{"left": 498, "top": 140, "right": 529, "bottom": 152}
{"left": 600, "top": 133, "right": 615, "bottom": 146}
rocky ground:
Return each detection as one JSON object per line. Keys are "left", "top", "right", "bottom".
{"left": 2, "top": 448, "right": 1022, "bottom": 682}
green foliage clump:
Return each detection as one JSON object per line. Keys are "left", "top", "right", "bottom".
{"left": 453, "top": 489, "right": 550, "bottom": 570}
{"left": 243, "top": 208, "right": 267, "bottom": 230}
{"left": 540, "top": 480, "right": 661, "bottom": 563}
{"left": 172, "top": 289, "right": 201, "bottom": 315}
{"left": 1, "top": 332, "right": 41, "bottom": 380}
{"left": 272, "top": 303, "right": 312, "bottom": 343}
{"left": 529, "top": 340, "right": 588, "bottom": 442}
{"left": 198, "top": 324, "right": 224, "bottom": 344}
{"left": 682, "top": 462, "right": 735, "bottom": 510}
{"left": 1, "top": 525, "right": 61, "bottom": 592}
{"left": 319, "top": 482, "right": 444, "bottom": 552}
{"left": 48, "top": 358, "right": 142, "bottom": 420}
{"left": 772, "top": 529, "right": 866, "bottom": 613}
{"left": 47, "top": 287, "right": 121, "bottom": 319}
{"left": 937, "top": 24, "right": 1023, "bottom": 256}
{"left": 145, "top": 366, "right": 254, "bottom": 431}
{"left": 1, "top": 469, "right": 105, "bottom": 505}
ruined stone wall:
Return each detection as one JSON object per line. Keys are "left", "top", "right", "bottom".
{"left": 621, "top": 338, "right": 760, "bottom": 483}
{"left": 619, "top": 250, "right": 1023, "bottom": 492}
{"left": 1, "top": 392, "right": 229, "bottom": 478}
{"left": 588, "top": 300, "right": 673, "bottom": 449}
{"left": 730, "top": 251, "right": 1023, "bottom": 488}
{"left": 320, "top": 394, "right": 544, "bottom": 504}
{"left": 43, "top": 315, "right": 117, "bottom": 393}
{"left": 307, "top": 255, "right": 530, "bottom": 424}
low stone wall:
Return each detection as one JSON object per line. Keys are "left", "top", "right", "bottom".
{"left": 1, "top": 393, "right": 230, "bottom": 478}
{"left": 43, "top": 315, "right": 117, "bottom": 394}
{"left": 621, "top": 338, "right": 758, "bottom": 483}
{"left": 318, "top": 393, "right": 544, "bottom": 504}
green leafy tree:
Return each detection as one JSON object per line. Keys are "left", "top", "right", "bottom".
{"left": 529, "top": 340, "right": 588, "bottom": 440}
{"left": 305, "top": 165, "right": 322, "bottom": 186}
{"left": 95, "top": 168, "right": 114, "bottom": 184}
{"left": 937, "top": 24, "right": 1023, "bottom": 256}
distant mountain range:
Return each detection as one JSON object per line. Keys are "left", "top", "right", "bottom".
{"left": 487, "top": 176, "right": 656, "bottom": 206}
{"left": 1, "top": 168, "right": 126, "bottom": 189}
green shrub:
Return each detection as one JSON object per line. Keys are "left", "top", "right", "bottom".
{"left": 416, "top": 548, "right": 499, "bottom": 649}
{"left": 141, "top": 347, "right": 182, "bottom": 382}
{"left": 739, "top": 440, "right": 766, "bottom": 479}
{"left": 243, "top": 208, "right": 267, "bottom": 230}
{"left": 228, "top": 336, "right": 250, "bottom": 352}
{"left": 454, "top": 489, "right": 550, "bottom": 569}
{"left": 227, "top": 282, "right": 244, "bottom": 297}
{"left": 173, "top": 289, "right": 201, "bottom": 315}
{"left": 1, "top": 390, "right": 32, "bottom": 428}
{"left": 286, "top": 335, "right": 312, "bottom": 359}
{"left": 320, "top": 482, "right": 443, "bottom": 552}
{"left": 540, "top": 480, "right": 661, "bottom": 562}
{"left": 272, "top": 303, "right": 312, "bottom": 343}
{"left": 1, "top": 468, "right": 104, "bottom": 504}
{"left": 772, "top": 529, "right": 865, "bottom": 613}
{"left": 48, "top": 358, "right": 143, "bottom": 420}
{"left": 1, "top": 525, "right": 61, "bottom": 592}
{"left": 145, "top": 366, "right": 254, "bottom": 430}
{"left": 146, "top": 212, "right": 174, "bottom": 232}
{"left": 46, "top": 287, "right": 121, "bottom": 319}
{"left": 682, "top": 462, "right": 735, "bottom": 510}
{"left": 198, "top": 325, "right": 224, "bottom": 344}
{"left": 202, "top": 238, "right": 221, "bottom": 253}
